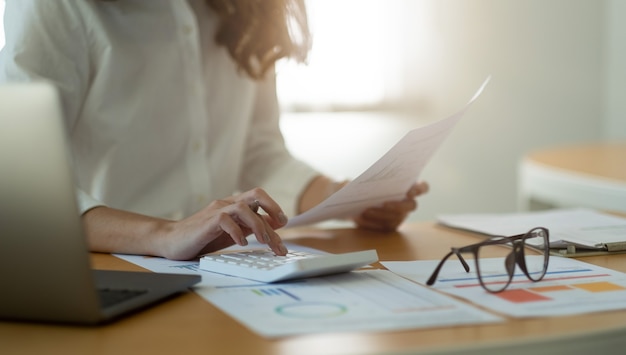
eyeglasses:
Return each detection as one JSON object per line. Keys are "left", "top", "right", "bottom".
{"left": 426, "top": 227, "right": 550, "bottom": 293}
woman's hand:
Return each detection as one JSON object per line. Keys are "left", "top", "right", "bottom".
{"left": 83, "top": 188, "right": 289, "bottom": 261}
{"left": 297, "top": 176, "right": 429, "bottom": 233}
{"left": 159, "top": 188, "right": 289, "bottom": 260}
{"left": 352, "top": 181, "right": 429, "bottom": 232}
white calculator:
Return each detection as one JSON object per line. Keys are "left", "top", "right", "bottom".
{"left": 198, "top": 249, "right": 379, "bottom": 283}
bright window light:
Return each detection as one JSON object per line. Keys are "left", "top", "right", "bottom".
{"left": 277, "top": 0, "right": 392, "bottom": 111}
{"left": 277, "top": 0, "right": 438, "bottom": 112}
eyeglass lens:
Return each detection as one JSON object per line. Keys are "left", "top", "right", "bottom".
{"left": 476, "top": 227, "right": 549, "bottom": 292}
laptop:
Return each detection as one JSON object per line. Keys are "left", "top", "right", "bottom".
{"left": 0, "top": 83, "right": 201, "bottom": 325}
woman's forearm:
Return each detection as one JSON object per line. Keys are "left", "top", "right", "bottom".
{"left": 82, "top": 206, "right": 172, "bottom": 257}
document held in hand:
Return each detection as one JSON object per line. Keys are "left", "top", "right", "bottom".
{"left": 285, "top": 77, "right": 491, "bottom": 228}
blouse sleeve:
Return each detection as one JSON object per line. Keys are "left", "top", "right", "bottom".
{"left": 239, "top": 70, "right": 320, "bottom": 217}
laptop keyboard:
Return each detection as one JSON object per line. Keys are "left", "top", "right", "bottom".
{"left": 98, "top": 288, "right": 148, "bottom": 308}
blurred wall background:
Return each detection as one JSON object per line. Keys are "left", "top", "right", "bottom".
{"left": 280, "top": 0, "right": 625, "bottom": 222}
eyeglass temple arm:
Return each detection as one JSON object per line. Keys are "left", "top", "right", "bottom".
{"left": 475, "top": 233, "right": 526, "bottom": 247}
{"left": 426, "top": 249, "right": 470, "bottom": 286}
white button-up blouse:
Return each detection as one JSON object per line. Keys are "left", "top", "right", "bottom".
{"left": 0, "top": 0, "right": 319, "bottom": 219}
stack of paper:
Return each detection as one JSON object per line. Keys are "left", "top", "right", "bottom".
{"left": 437, "top": 208, "right": 626, "bottom": 253}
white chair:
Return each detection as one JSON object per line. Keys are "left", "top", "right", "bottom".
{"left": 518, "top": 142, "right": 626, "bottom": 213}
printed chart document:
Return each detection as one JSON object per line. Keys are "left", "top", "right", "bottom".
{"left": 285, "top": 77, "right": 490, "bottom": 228}
{"left": 437, "top": 208, "right": 626, "bottom": 254}
{"left": 116, "top": 241, "right": 501, "bottom": 338}
{"left": 198, "top": 270, "right": 501, "bottom": 338}
{"left": 383, "top": 256, "right": 626, "bottom": 318}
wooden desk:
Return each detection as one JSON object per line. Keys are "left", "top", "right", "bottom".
{"left": 3, "top": 223, "right": 626, "bottom": 355}
{"left": 518, "top": 142, "right": 626, "bottom": 213}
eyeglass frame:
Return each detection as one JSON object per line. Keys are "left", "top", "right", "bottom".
{"left": 426, "top": 227, "right": 550, "bottom": 293}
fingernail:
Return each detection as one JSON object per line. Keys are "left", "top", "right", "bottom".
{"left": 278, "top": 242, "right": 288, "bottom": 255}
{"left": 263, "top": 232, "right": 271, "bottom": 243}
{"left": 278, "top": 212, "right": 288, "bottom": 225}
{"left": 241, "top": 236, "right": 248, "bottom": 246}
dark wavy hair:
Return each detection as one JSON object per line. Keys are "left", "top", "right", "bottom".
{"left": 207, "top": 0, "right": 311, "bottom": 80}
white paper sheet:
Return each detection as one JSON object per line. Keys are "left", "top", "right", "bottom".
{"left": 115, "top": 240, "right": 502, "bottom": 338}
{"left": 285, "top": 77, "right": 491, "bottom": 228}
{"left": 199, "top": 269, "right": 501, "bottom": 338}
{"left": 383, "top": 256, "right": 626, "bottom": 317}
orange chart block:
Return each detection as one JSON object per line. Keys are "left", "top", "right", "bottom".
{"left": 496, "top": 289, "right": 551, "bottom": 303}
{"left": 573, "top": 282, "right": 626, "bottom": 293}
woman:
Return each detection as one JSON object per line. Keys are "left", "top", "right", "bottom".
{"left": 0, "top": 0, "right": 428, "bottom": 260}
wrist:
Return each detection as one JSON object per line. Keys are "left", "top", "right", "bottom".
{"left": 152, "top": 219, "right": 178, "bottom": 259}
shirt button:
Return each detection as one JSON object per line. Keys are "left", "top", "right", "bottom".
{"left": 192, "top": 141, "right": 201, "bottom": 152}
{"left": 182, "top": 25, "right": 193, "bottom": 35}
